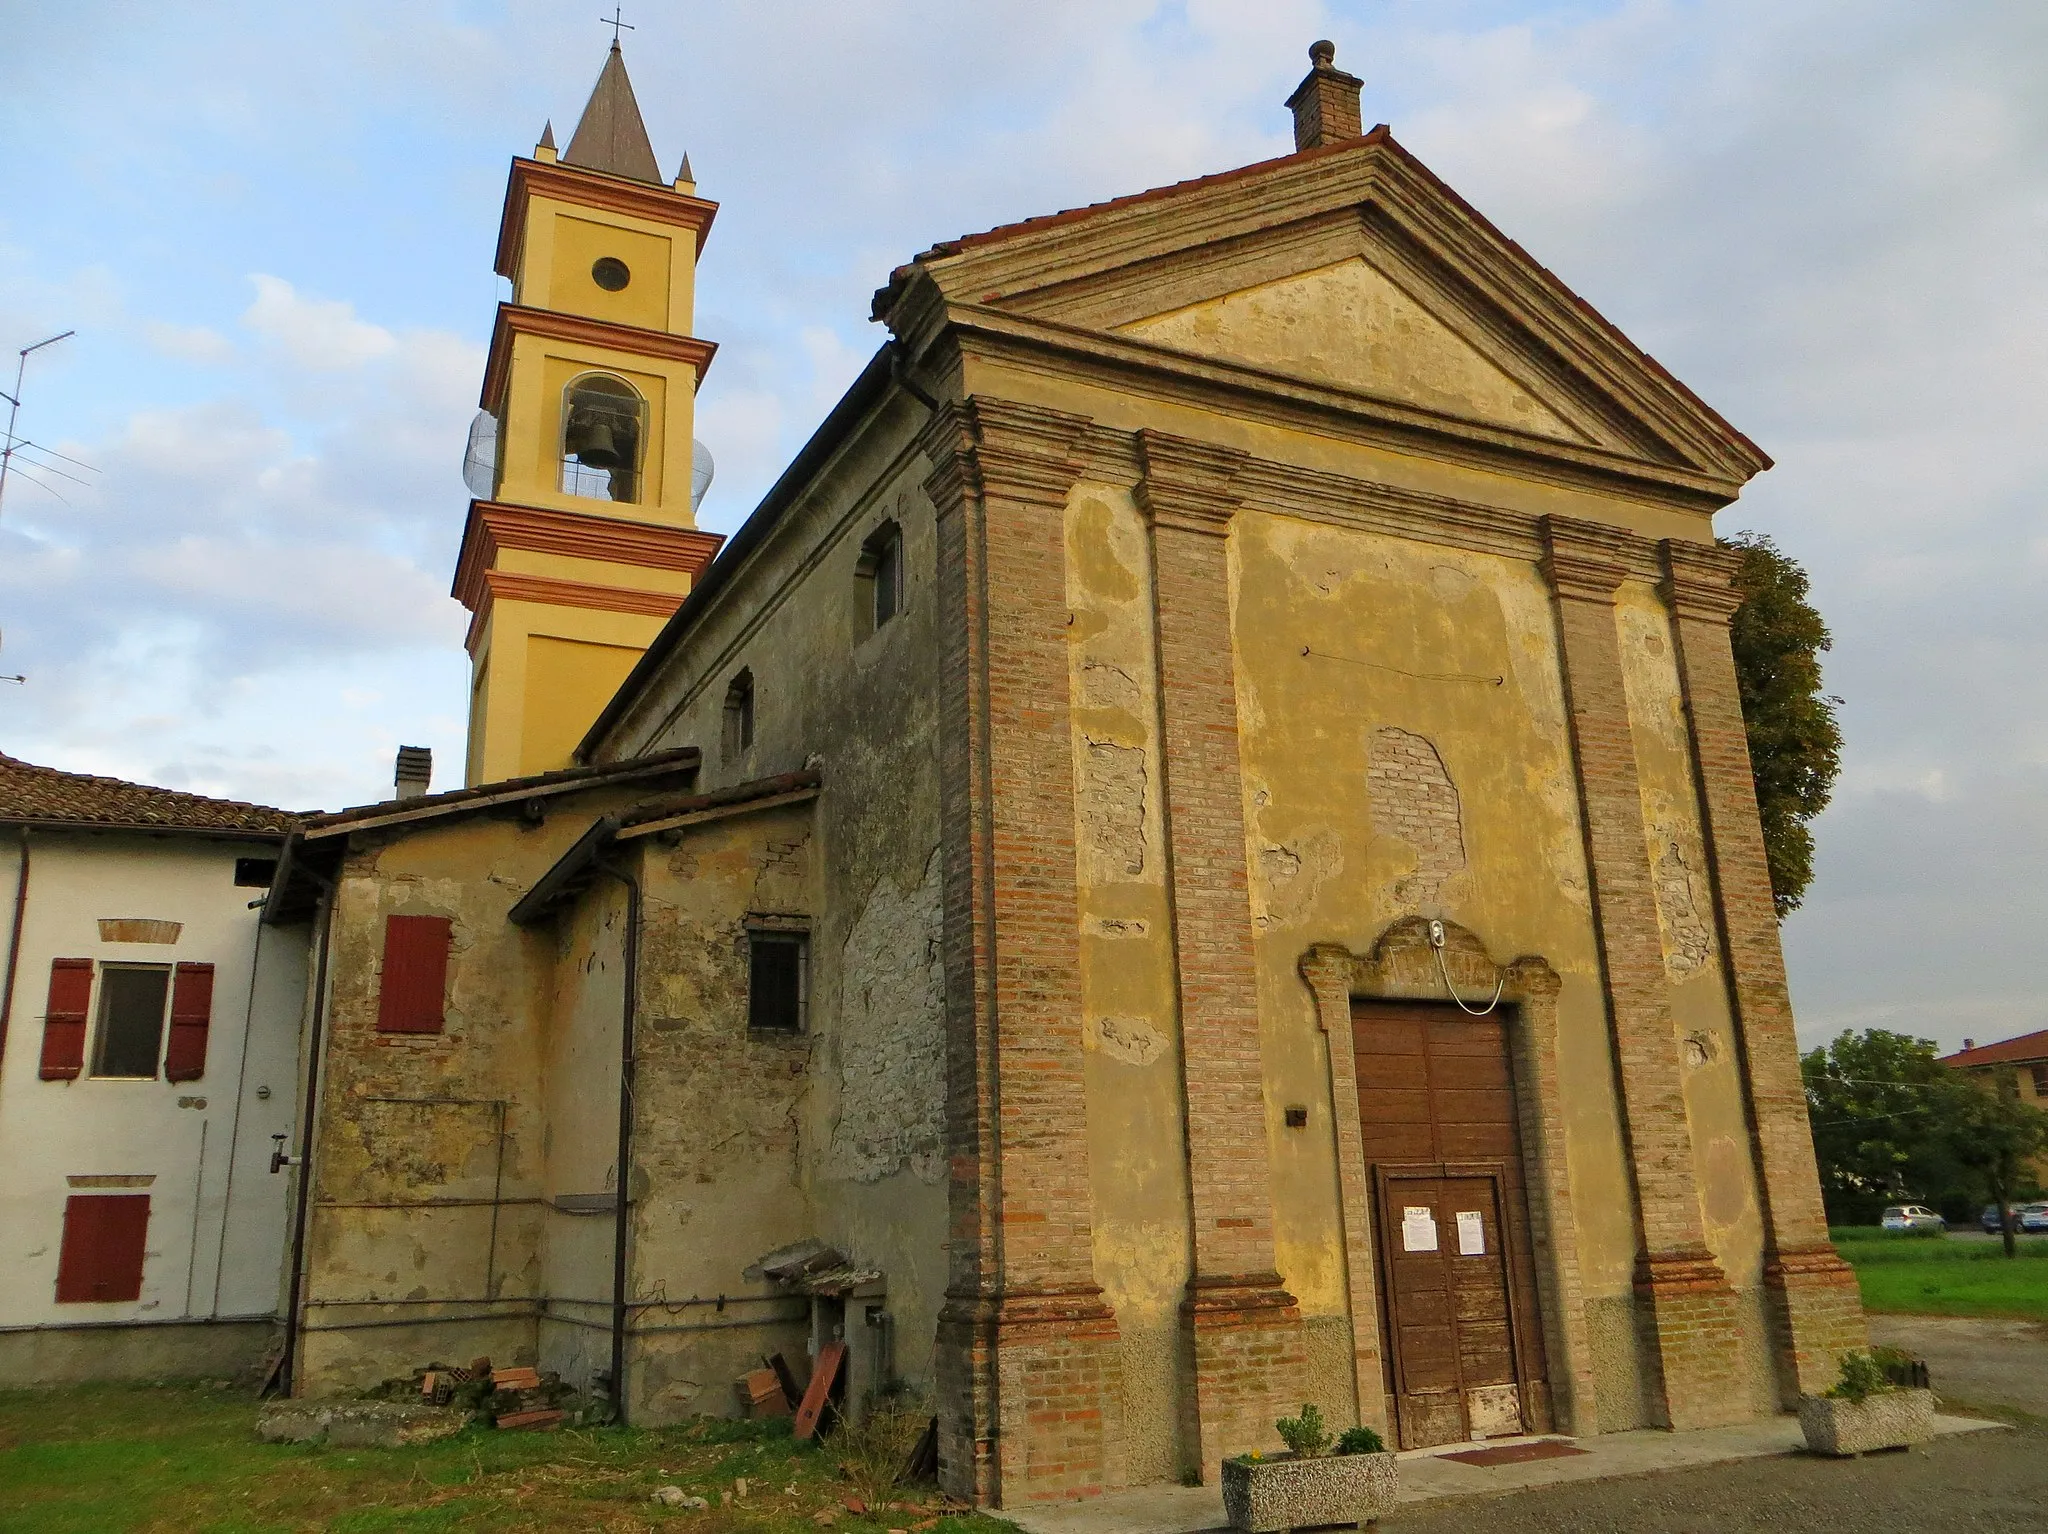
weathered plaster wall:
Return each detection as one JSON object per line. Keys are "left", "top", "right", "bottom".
{"left": 537, "top": 880, "right": 628, "bottom": 1386}
{"left": 1225, "top": 515, "right": 1645, "bottom": 1428}
{"left": 298, "top": 805, "right": 623, "bottom": 1394}
{"left": 1062, "top": 480, "right": 1195, "bottom": 1484}
{"left": 592, "top": 391, "right": 950, "bottom": 1411}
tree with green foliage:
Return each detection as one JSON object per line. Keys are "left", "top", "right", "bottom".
{"left": 1801, "top": 1030, "right": 1967, "bottom": 1223}
{"left": 1946, "top": 1066, "right": 2048, "bottom": 1258}
{"left": 1722, "top": 532, "right": 1843, "bottom": 918}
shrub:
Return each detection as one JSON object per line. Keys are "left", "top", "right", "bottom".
{"left": 1823, "top": 1351, "right": 1895, "bottom": 1404}
{"left": 1335, "top": 1425, "right": 1385, "bottom": 1456}
{"left": 1275, "top": 1403, "right": 1331, "bottom": 1458}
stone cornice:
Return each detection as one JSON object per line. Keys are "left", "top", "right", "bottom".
{"left": 495, "top": 156, "right": 718, "bottom": 280}
{"left": 918, "top": 396, "right": 1092, "bottom": 516}
{"left": 943, "top": 303, "right": 1745, "bottom": 516}
{"left": 1659, "top": 538, "right": 1746, "bottom": 624}
{"left": 1134, "top": 429, "right": 1247, "bottom": 536}
{"left": 451, "top": 499, "right": 723, "bottom": 611}
{"left": 481, "top": 304, "right": 718, "bottom": 413}
{"left": 1541, "top": 515, "right": 1639, "bottom": 603}
{"left": 462, "top": 569, "right": 684, "bottom": 655}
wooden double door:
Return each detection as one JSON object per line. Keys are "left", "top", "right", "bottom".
{"left": 1353, "top": 1001, "right": 1550, "bottom": 1448}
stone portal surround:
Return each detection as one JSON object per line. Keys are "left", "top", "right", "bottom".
{"left": 1135, "top": 430, "right": 1307, "bottom": 1477}
{"left": 1300, "top": 921, "right": 1597, "bottom": 1441}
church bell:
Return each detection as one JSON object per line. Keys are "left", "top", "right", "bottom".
{"left": 566, "top": 411, "right": 623, "bottom": 469}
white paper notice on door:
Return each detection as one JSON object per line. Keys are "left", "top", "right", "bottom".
{"left": 1401, "top": 1206, "right": 1439, "bottom": 1252}
{"left": 1456, "top": 1210, "right": 1486, "bottom": 1256}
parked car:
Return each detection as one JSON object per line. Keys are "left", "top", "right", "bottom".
{"left": 2020, "top": 1203, "right": 2048, "bottom": 1234}
{"left": 1881, "top": 1204, "right": 1947, "bottom": 1233}
{"left": 1982, "top": 1203, "right": 2021, "bottom": 1233}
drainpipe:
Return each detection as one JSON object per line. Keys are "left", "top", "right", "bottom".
{"left": 279, "top": 874, "right": 336, "bottom": 1395}
{"left": 591, "top": 855, "right": 641, "bottom": 1425}
{"left": 0, "top": 827, "right": 28, "bottom": 1093}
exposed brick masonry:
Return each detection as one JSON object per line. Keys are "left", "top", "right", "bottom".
{"left": 1539, "top": 516, "right": 1746, "bottom": 1431}
{"left": 1660, "top": 540, "right": 1865, "bottom": 1399}
{"left": 1135, "top": 430, "right": 1307, "bottom": 1475}
{"left": 922, "top": 397, "right": 1124, "bottom": 1505}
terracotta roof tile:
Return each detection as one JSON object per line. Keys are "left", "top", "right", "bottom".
{"left": 1940, "top": 1029, "right": 2048, "bottom": 1069}
{"left": 0, "top": 751, "right": 294, "bottom": 836}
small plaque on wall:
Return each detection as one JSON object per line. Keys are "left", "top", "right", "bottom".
{"left": 1457, "top": 1210, "right": 1486, "bottom": 1255}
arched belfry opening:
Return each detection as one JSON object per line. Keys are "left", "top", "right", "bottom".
{"left": 560, "top": 373, "right": 646, "bottom": 503}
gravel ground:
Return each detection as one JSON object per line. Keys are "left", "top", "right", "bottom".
{"left": 1382, "top": 1422, "right": 2047, "bottom": 1532}
{"left": 1870, "top": 1314, "right": 2048, "bottom": 1418}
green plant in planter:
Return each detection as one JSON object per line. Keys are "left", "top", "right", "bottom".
{"left": 1823, "top": 1350, "right": 1897, "bottom": 1404}
{"left": 1335, "top": 1426, "right": 1386, "bottom": 1456}
{"left": 1275, "top": 1403, "right": 1331, "bottom": 1458}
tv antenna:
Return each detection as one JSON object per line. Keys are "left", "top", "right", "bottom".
{"left": 0, "top": 628, "right": 23, "bottom": 685}
{"left": 0, "top": 330, "right": 84, "bottom": 517}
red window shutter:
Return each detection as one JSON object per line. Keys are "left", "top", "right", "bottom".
{"left": 163, "top": 962, "right": 216, "bottom": 1082}
{"left": 38, "top": 958, "right": 94, "bottom": 1081}
{"left": 376, "top": 915, "right": 452, "bottom": 1034}
{"left": 55, "top": 1194, "right": 151, "bottom": 1303}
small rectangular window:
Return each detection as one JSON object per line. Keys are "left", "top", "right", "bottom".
{"left": 55, "top": 1194, "right": 151, "bottom": 1303}
{"left": 2031, "top": 1062, "right": 2048, "bottom": 1096}
{"left": 93, "top": 965, "right": 170, "bottom": 1079}
{"left": 377, "top": 915, "right": 453, "bottom": 1035}
{"left": 873, "top": 532, "right": 901, "bottom": 627}
{"left": 723, "top": 670, "right": 756, "bottom": 760}
{"left": 747, "top": 930, "right": 807, "bottom": 1034}
{"left": 234, "top": 857, "right": 278, "bottom": 888}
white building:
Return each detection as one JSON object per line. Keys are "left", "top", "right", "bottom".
{"left": 0, "top": 752, "right": 308, "bottom": 1383}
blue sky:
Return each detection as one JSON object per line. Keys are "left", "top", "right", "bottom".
{"left": 2, "top": 0, "right": 2044, "bottom": 1053}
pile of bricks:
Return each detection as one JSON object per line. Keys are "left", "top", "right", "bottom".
{"left": 417, "top": 1356, "right": 565, "bottom": 1431}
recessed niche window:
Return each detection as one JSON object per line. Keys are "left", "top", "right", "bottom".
{"left": 722, "top": 668, "right": 755, "bottom": 760}
{"left": 560, "top": 373, "right": 645, "bottom": 504}
{"left": 857, "top": 521, "right": 904, "bottom": 632}
{"left": 591, "top": 256, "right": 631, "bottom": 291}
{"left": 93, "top": 965, "right": 170, "bottom": 1079}
{"left": 234, "top": 857, "right": 278, "bottom": 888}
{"left": 747, "top": 926, "right": 808, "bottom": 1034}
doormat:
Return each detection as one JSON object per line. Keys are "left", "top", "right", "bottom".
{"left": 1438, "top": 1439, "right": 1589, "bottom": 1467}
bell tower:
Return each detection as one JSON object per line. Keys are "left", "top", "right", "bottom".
{"left": 452, "top": 41, "right": 724, "bottom": 785}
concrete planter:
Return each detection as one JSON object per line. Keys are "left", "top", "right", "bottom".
{"left": 1797, "top": 1388, "right": 1935, "bottom": 1457}
{"left": 1221, "top": 1451, "right": 1399, "bottom": 1532}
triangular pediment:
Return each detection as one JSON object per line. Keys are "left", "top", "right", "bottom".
{"left": 1116, "top": 255, "right": 1584, "bottom": 444}
{"left": 882, "top": 133, "right": 1768, "bottom": 489}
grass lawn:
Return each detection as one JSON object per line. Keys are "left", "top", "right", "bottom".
{"left": 0, "top": 1381, "right": 1014, "bottom": 1534}
{"left": 1831, "top": 1227, "right": 2048, "bottom": 1321}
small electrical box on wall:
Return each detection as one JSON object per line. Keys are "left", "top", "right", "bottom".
{"left": 1284, "top": 1106, "right": 1309, "bottom": 1128}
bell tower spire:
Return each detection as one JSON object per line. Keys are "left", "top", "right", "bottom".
{"left": 452, "top": 41, "right": 724, "bottom": 786}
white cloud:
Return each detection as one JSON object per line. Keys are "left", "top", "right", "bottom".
{"left": 143, "top": 320, "right": 235, "bottom": 365}
{"left": 241, "top": 274, "right": 398, "bottom": 370}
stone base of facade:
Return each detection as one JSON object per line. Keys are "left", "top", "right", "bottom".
{"left": 1765, "top": 1243, "right": 1868, "bottom": 1403}
{"left": 0, "top": 1315, "right": 275, "bottom": 1386}
{"left": 936, "top": 1287, "right": 1125, "bottom": 1507}
{"left": 1635, "top": 1251, "right": 1749, "bottom": 1430}
{"left": 1183, "top": 1274, "right": 1308, "bottom": 1479}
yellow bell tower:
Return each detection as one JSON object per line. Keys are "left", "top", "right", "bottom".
{"left": 453, "top": 41, "right": 724, "bottom": 785}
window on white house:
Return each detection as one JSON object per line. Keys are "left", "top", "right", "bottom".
{"left": 92, "top": 965, "right": 170, "bottom": 1079}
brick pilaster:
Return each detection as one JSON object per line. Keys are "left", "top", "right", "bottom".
{"left": 1540, "top": 516, "right": 1746, "bottom": 1430}
{"left": 923, "top": 397, "right": 1124, "bottom": 1505}
{"left": 1660, "top": 540, "right": 1865, "bottom": 1399}
{"left": 1136, "top": 430, "right": 1306, "bottom": 1475}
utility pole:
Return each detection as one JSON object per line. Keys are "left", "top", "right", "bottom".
{"left": 0, "top": 330, "right": 76, "bottom": 517}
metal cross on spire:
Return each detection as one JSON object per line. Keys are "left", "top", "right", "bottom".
{"left": 600, "top": 7, "right": 633, "bottom": 47}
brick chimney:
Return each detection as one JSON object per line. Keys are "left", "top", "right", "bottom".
{"left": 394, "top": 745, "right": 432, "bottom": 800}
{"left": 1285, "top": 40, "right": 1363, "bottom": 151}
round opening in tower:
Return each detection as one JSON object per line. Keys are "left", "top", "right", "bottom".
{"left": 591, "top": 257, "right": 631, "bottom": 292}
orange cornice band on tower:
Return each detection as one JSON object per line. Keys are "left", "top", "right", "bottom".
{"left": 451, "top": 500, "right": 725, "bottom": 611}
{"left": 495, "top": 156, "right": 718, "bottom": 280}
{"left": 462, "top": 569, "right": 689, "bottom": 655}
{"left": 480, "top": 305, "right": 718, "bottom": 413}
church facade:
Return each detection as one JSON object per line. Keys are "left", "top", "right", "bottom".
{"left": 273, "top": 40, "right": 1864, "bottom": 1507}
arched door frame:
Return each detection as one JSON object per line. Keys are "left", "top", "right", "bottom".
{"left": 1299, "top": 916, "right": 1598, "bottom": 1437}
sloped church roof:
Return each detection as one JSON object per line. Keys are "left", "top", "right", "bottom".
{"left": 563, "top": 41, "right": 664, "bottom": 185}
